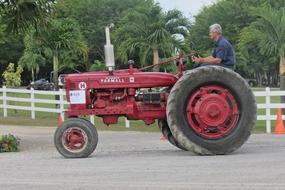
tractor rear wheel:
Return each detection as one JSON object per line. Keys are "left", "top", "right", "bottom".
{"left": 158, "top": 119, "right": 187, "bottom": 151}
{"left": 54, "top": 118, "right": 98, "bottom": 158}
{"left": 167, "top": 66, "right": 256, "bottom": 155}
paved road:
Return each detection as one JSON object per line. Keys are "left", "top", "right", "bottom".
{"left": 1, "top": 125, "right": 285, "bottom": 190}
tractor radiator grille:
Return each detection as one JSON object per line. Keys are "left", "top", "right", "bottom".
{"left": 143, "top": 92, "right": 161, "bottom": 103}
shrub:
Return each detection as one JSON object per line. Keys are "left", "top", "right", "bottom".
{"left": 0, "top": 134, "right": 20, "bottom": 152}
{"left": 2, "top": 63, "right": 23, "bottom": 87}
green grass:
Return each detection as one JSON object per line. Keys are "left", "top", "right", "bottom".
{"left": 0, "top": 116, "right": 160, "bottom": 132}
{"left": 0, "top": 92, "right": 159, "bottom": 132}
{"left": 0, "top": 88, "right": 281, "bottom": 133}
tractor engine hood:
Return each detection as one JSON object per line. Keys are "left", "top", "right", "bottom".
{"left": 64, "top": 69, "right": 178, "bottom": 90}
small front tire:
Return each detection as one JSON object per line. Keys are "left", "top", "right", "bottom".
{"left": 54, "top": 118, "right": 98, "bottom": 158}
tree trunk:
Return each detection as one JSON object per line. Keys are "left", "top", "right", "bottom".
{"left": 279, "top": 55, "right": 285, "bottom": 119}
{"left": 280, "top": 54, "right": 285, "bottom": 89}
{"left": 266, "top": 72, "right": 271, "bottom": 87}
{"left": 53, "top": 51, "right": 59, "bottom": 90}
{"left": 153, "top": 49, "right": 160, "bottom": 65}
{"left": 53, "top": 51, "right": 60, "bottom": 108}
{"left": 31, "top": 69, "right": 35, "bottom": 82}
{"left": 153, "top": 48, "right": 160, "bottom": 71}
{"left": 256, "top": 73, "right": 262, "bottom": 87}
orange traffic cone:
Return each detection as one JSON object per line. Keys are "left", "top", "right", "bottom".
{"left": 58, "top": 115, "right": 63, "bottom": 125}
{"left": 274, "top": 108, "right": 285, "bottom": 134}
{"left": 160, "top": 135, "right": 167, "bottom": 141}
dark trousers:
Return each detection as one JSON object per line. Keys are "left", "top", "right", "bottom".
{"left": 194, "top": 63, "right": 234, "bottom": 70}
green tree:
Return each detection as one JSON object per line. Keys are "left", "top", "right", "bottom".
{"left": 239, "top": 5, "right": 285, "bottom": 88}
{"left": 114, "top": 1, "right": 190, "bottom": 66}
{"left": 0, "top": 33, "right": 24, "bottom": 84}
{"left": 28, "top": 18, "right": 88, "bottom": 89}
{"left": 187, "top": 0, "right": 283, "bottom": 86}
{"left": 89, "top": 60, "right": 106, "bottom": 71}
{"left": 2, "top": 63, "right": 23, "bottom": 87}
{"left": 0, "top": 20, "right": 5, "bottom": 44}
{"left": 55, "top": 0, "right": 141, "bottom": 68}
{"left": 188, "top": 0, "right": 254, "bottom": 55}
{"left": 0, "top": 0, "right": 52, "bottom": 84}
{"left": 18, "top": 32, "right": 46, "bottom": 82}
{"left": 189, "top": 0, "right": 285, "bottom": 55}
{"left": 0, "top": 0, "right": 53, "bottom": 33}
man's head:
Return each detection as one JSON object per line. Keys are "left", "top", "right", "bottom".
{"left": 209, "top": 23, "right": 222, "bottom": 41}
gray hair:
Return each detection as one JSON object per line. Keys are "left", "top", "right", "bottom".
{"left": 209, "top": 24, "right": 222, "bottom": 34}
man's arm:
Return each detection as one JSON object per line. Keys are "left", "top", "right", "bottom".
{"left": 192, "top": 56, "right": 222, "bottom": 64}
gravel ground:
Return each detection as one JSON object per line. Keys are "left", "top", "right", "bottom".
{"left": 1, "top": 125, "right": 285, "bottom": 190}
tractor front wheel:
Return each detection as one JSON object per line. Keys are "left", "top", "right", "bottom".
{"left": 54, "top": 118, "right": 98, "bottom": 158}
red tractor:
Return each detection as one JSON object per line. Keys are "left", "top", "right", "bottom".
{"left": 54, "top": 54, "right": 256, "bottom": 158}
{"left": 54, "top": 26, "right": 256, "bottom": 158}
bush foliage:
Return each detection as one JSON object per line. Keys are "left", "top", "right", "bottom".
{"left": 0, "top": 134, "right": 20, "bottom": 153}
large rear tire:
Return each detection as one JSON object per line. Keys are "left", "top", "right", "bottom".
{"left": 158, "top": 119, "right": 187, "bottom": 151}
{"left": 167, "top": 66, "right": 256, "bottom": 155}
{"left": 54, "top": 118, "right": 98, "bottom": 158}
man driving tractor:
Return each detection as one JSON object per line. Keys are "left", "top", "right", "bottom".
{"left": 192, "top": 23, "right": 236, "bottom": 70}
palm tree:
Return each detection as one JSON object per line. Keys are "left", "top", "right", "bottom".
{"left": 23, "top": 18, "right": 88, "bottom": 89}
{"left": 114, "top": 1, "right": 190, "bottom": 67}
{"left": 18, "top": 52, "right": 45, "bottom": 82}
{"left": 18, "top": 31, "right": 45, "bottom": 82}
{"left": 37, "top": 18, "right": 88, "bottom": 89}
{"left": 239, "top": 5, "right": 285, "bottom": 89}
{"left": 0, "top": 0, "right": 52, "bottom": 33}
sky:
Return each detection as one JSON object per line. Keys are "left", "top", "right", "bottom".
{"left": 155, "top": 0, "right": 216, "bottom": 19}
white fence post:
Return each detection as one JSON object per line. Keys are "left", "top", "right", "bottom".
{"left": 125, "top": 118, "right": 130, "bottom": 128}
{"left": 31, "top": 88, "right": 35, "bottom": 119}
{"left": 90, "top": 115, "right": 95, "bottom": 125}
{"left": 265, "top": 87, "right": 271, "bottom": 133}
{"left": 3, "top": 86, "right": 7, "bottom": 117}
{"left": 59, "top": 89, "right": 65, "bottom": 121}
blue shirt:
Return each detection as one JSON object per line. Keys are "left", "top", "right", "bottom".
{"left": 212, "top": 36, "right": 236, "bottom": 66}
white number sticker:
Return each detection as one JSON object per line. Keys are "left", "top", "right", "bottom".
{"left": 69, "top": 90, "right": 86, "bottom": 104}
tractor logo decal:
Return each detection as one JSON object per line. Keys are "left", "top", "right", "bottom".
{"left": 100, "top": 77, "right": 125, "bottom": 83}
{"left": 130, "top": 77, "right": 135, "bottom": 83}
{"left": 79, "top": 82, "right": 87, "bottom": 90}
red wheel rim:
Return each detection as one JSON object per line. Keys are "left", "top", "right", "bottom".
{"left": 186, "top": 85, "right": 239, "bottom": 139}
{"left": 62, "top": 127, "right": 88, "bottom": 152}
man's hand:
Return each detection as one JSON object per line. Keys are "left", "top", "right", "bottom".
{"left": 191, "top": 56, "right": 203, "bottom": 63}
{"left": 192, "top": 56, "right": 222, "bottom": 64}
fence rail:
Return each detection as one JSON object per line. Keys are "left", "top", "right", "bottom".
{"left": 254, "top": 87, "right": 285, "bottom": 133}
{"left": 0, "top": 86, "right": 66, "bottom": 120}
{"left": 0, "top": 86, "right": 283, "bottom": 133}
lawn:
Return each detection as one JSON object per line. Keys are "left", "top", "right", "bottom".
{"left": 0, "top": 91, "right": 159, "bottom": 132}
{"left": 0, "top": 88, "right": 281, "bottom": 133}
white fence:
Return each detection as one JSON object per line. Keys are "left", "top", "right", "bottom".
{"left": 255, "top": 87, "right": 285, "bottom": 133}
{"left": 0, "top": 86, "right": 283, "bottom": 133}
{"left": 0, "top": 86, "right": 66, "bottom": 120}
{"left": 0, "top": 86, "right": 124, "bottom": 127}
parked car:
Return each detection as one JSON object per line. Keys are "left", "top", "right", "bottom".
{"left": 58, "top": 74, "right": 66, "bottom": 88}
{"left": 27, "top": 79, "right": 54, "bottom": 91}
{"left": 245, "top": 78, "right": 257, "bottom": 87}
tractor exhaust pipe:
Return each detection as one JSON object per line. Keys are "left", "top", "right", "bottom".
{"left": 104, "top": 24, "right": 115, "bottom": 72}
